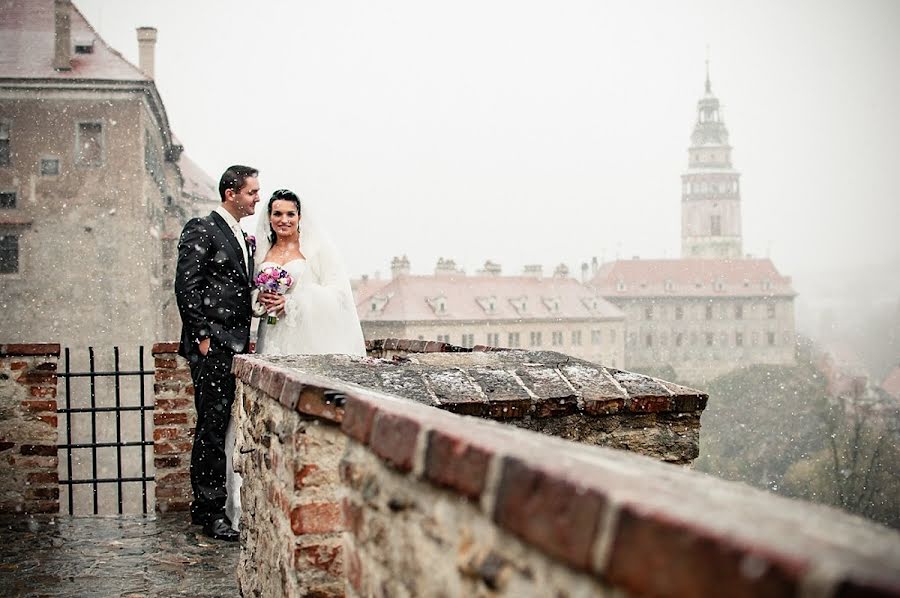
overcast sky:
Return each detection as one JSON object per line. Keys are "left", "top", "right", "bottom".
{"left": 76, "top": 0, "right": 900, "bottom": 312}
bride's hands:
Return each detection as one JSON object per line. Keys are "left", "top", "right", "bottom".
{"left": 259, "top": 291, "right": 286, "bottom": 316}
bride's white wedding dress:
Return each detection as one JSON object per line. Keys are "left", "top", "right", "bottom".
{"left": 225, "top": 207, "right": 365, "bottom": 531}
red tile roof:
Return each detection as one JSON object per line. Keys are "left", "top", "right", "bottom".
{"left": 355, "top": 274, "right": 624, "bottom": 322}
{"left": 590, "top": 258, "right": 795, "bottom": 298}
{"left": 0, "top": 0, "right": 147, "bottom": 81}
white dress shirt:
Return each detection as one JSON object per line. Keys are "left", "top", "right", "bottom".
{"left": 214, "top": 206, "right": 249, "bottom": 274}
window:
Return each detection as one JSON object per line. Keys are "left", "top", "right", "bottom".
{"left": 40, "top": 158, "right": 59, "bottom": 176}
{"left": 705, "top": 333, "right": 714, "bottom": 346}
{"left": 551, "top": 331, "right": 563, "bottom": 346}
{"left": 591, "top": 330, "right": 602, "bottom": 345}
{"left": 507, "top": 332, "right": 520, "bottom": 347}
{"left": 0, "top": 191, "right": 15, "bottom": 209}
{"left": 645, "top": 306, "right": 653, "bottom": 320}
{"left": 571, "top": 330, "right": 582, "bottom": 346}
{"left": 675, "top": 306, "right": 684, "bottom": 320}
{"left": 675, "top": 333, "right": 683, "bottom": 347}
{"left": 735, "top": 304, "right": 743, "bottom": 320}
{"left": 719, "top": 332, "right": 728, "bottom": 347}
{"left": 736, "top": 332, "right": 743, "bottom": 347}
{"left": 705, "top": 304, "right": 713, "bottom": 320}
{"left": 645, "top": 334, "right": 652, "bottom": 348}
{"left": 529, "top": 331, "right": 542, "bottom": 347}
{"left": 767, "top": 303, "right": 776, "bottom": 319}
{"left": 74, "top": 41, "right": 94, "bottom": 54}
{"left": 486, "top": 332, "right": 499, "bottom": 346}
{"left": 628, "top": 332, "right": 636, "bottom": 347}
{"left": 461, "top": 333, "right": 474, "bottom": 348}
{"left": 767, "top": 332, "right": 776, "bottom": 346}
{"left": 76, "top": 122, "right": 103, "bottom": 166}
{"left": 690, "top": 332, "right": 697, "bottom": 346}
{"left": 437, "top": 334, "right": 450, "bottom": 343}
{"left": 752, "top": 331, "right": 759, "bottom": 346}
{"left": 0, "top": 122, "right": 9, "bottom": 166}
{"left": 0, "top": 234, "right": 18, "bottom": 273}
{"left": 609, "top": 329, "right": 616, "bottom": 343}
{"left": 711, "top": 215, "right": 721, "bottom": 236}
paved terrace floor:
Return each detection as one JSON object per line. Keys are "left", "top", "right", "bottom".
{"left": 0, "top": 514, "right": 239, "bottom": 598}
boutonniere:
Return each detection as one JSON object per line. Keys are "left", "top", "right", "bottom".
{"left": 245, "top": 234, "right": 256, "bottom": 254}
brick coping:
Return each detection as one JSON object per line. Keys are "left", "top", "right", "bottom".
{"left": 0, "top": 343, "right": 61, "bottom": 357}
{"left": 237, "top": 354, "right": 900, "bottom": 598}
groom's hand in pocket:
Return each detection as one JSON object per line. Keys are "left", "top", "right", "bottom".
{"left": 199, "top": 338, "right": 210, "bottom": 356}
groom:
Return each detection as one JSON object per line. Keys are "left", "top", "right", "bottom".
{"left": 174, "top": 165, "right": 259, "bottom": 541}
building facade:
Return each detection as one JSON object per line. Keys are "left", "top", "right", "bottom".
{"left": 591, "top": 69, "right": 796, "bottom": 383}
{"left": 355, "top": 257, "right": 627, "bottom": 368}
{"left": 0, "top": 0, "right": 217, "bottom": 348}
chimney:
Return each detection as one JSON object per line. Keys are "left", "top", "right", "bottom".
{"left": 477, "top": 260, "right": 502, "bottom": 277}
{"left": 390, "top": 255, "right": 410, "bottom": 279}
{"left": 136, "top": 27, "right": 158, "bottom": 79}
{"left": 53, "top": 0, "right": 72, "bottom": 71}
{"left": 435, "top": 258, "right": 462, "bottom": 277}
{"left": 523, "top": 264, "right": 543, "bottom": 279}
{"left": 553, "top": 263, "right": 569, "bottom": 278}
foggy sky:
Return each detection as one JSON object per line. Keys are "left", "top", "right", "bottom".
{"left": 76, "top": 0, "right": 900, "bottom": 324}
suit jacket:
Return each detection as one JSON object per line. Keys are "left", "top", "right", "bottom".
{"left": 175, "top": 211, "right": 255, "bottom": 359}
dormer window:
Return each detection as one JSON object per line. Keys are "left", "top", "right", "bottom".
{"left": 714, "top": 280, "right": 725, "bottom": 292}
{"left": 542, "top": 296, "right": 561, "bottom": 314}
{"left": 616, "top": 280, "right": 626, "bottom": 292}
{"left": 476, "top": 295, "right": 497, "bottom": 314}
{"left": 74, "top": 40, "right": 95, "bottom": 54}
{"left": 581, "top": 297, "right": 600, "bottom": 311}
{"left": 369, "top": 294, "right": 391, "bottom": 314}
{"left": 508, "top": 296, "right": 527, "bottom": 315}
{"left": 664, "top": 279, "right": 673, "bottom": 292}
{"left": 426, "top": 294, "right": 447, "bottom": 315}
{"left": 762, "top": 279, "right": 772, "bottom": 291}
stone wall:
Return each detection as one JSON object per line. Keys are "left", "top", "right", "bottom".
{"left": 232, "top": 352, "right": 900, "bottom": 598}
{"left": 0, "top": 343, "right": 60, "bottom": 514}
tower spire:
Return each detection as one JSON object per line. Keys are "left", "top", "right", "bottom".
{"left": 705, "top": 46, "right": 711, "bottom": 94}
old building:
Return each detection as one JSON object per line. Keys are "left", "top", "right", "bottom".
{"left": 0, "top": 0, "right": 217, "bottom": 348}
{"left": 354, "top": 257, "right": 626, "bottom": 367}
{"left": 591, "top": 67, "right": 796, "bottom": 383}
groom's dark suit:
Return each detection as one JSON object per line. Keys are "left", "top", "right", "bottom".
{"left": 174, "top": 210, "right": 254, "bottom": 527}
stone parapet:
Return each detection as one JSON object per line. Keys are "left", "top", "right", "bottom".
{"left": 151, "top": 342, "right": 196, "bottom": 513}
{"left": 0, "top": 343, "right": 61, "bottom": 514}
{"left": 233, "top": 352, "right": 900, "bottom": 598}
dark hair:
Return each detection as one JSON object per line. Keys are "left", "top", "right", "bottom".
{"left": 218, "top": 165, "right": 258, "bottom": 201}
{"left": 267, "top": 189, "right": 302, "bottom": 243}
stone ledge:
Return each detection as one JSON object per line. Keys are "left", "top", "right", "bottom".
{"left": 0, "top": 344, "right": 61, "bottom": 357}
{"left": 337, "top": 389, "right": 900, "bottom": 598}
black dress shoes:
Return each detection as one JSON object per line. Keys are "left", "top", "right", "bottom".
{"left": 203, "top": 517, "right": 239, "bottom": 542}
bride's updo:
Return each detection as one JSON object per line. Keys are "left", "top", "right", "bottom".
{"left": 267, "top": 189, "right": 301, "bottom": 243}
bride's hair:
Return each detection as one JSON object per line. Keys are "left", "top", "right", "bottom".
{"left": 267, "top": 189, "right": 302, "bottom": 243}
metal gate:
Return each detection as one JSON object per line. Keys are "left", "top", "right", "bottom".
{"left": 57, "top": 346, "right": 155, "bottom": 515}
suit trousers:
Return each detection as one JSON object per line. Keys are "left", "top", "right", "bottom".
{"left": 188, "top": 349, "right": 236, "bottom": 525}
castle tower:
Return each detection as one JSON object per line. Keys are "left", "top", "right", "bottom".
{"left": 680, "top": 63, "right": 743, "bottom": 259}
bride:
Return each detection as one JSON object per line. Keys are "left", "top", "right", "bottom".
{"left": 225, "top": 188, "right": 365, "bottom": 530}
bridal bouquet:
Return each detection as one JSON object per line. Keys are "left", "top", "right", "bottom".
{"left": 254, "top": 265, "right": 294, "bottom": 326}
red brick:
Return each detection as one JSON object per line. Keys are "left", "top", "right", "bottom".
{"left": 155, "top": 485, "right": 191, "bottom": 499}
{"left": 0, "top": 442, "right": 14, "bottom": 452}
{"left": 294, "top": 541, "right": 343, "bottom": 576}
{"left": 424, "top": 429, "right": 492, "bottom": 500}
{"left": 21, "top": 499, "right": 58, "bottom": 514}
{"left": 342, "top": 497, "right": 364, "bottom": 537}
{"left": 153, "top": 440, "right": 193, "bottom": 455}
{"left": 0, "top": 343, "right": 60, "bottom": 357}
{"left": 290, "top": 502, "right": 344, "bottom": 535}
{"left": 151, "top": 342, "right": 180, "bottom": 355}
{"left": 27, "top": 472, "right": 58, "bottom": 484}
{"left": 493, "top": 456, "right": 607, "bottom": 571}
{"left": 605, "top": 504, "right": 805, "bottom": 598}
{"left": 157, "top": 499, "right": 191, "bottom": 513}
{"left": 16, "top": 370, "right": 56, "bottom": 385}
{"left": 157, "top": 471, "right": 191, "bottom": 484}
{"left": 19, "top": 444, "right": 56, "bottom": 457}
{"left": 13, "top": 456, "right": 59, "bottom": 469}
{"left": 278, "top": 375, "right": 305, "bottom": 410}
{"left": 628, "top": 396, "right": 674, "bottom": 413}
{"left": 294, "top": 464, "right": 320, "bottom": 490}
{"left": 296, "top": 386, "right": 342, "bottom": 423}
{"left": 583, "top": 398, "right": 625, "bottom": 415}
{"left": 154, "top": 368, "right": 192, "bottom": 383}
{"left": 35, "top": 415, "right": 58, "bottom": 428}
{"left": 25, "top": 487, "right": 59, "bottom": 500}
{"left": 154, "top": 412, "right": 188, "bottom": 425}
{"left": 368, "top": 411, "right": 420, "bottom": 472}
{"left": 29, "top": 386, "right": 57, "bottom": 398}
{"left": 154, "top": 456, "right": 181, "bottom": 469}
{"left": 155, "top": 397, "right": 192, "bottom": 411}
{"left": 153, "top": 427, "right": 185, "bottom": 441}
{"left": 20, "top": 399, "right": 55, "bottom": 412}
{"left": 345, "top": 543, "right": 363, "bottom": 592}
{"left": 340, "top": 396, "right": 378, "bottom": 443}
{"left": 9, "top": 361, "right": 27, "bottom": 370}
{"left": 154, "top": 357, "right": 179, "bottom": 369}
